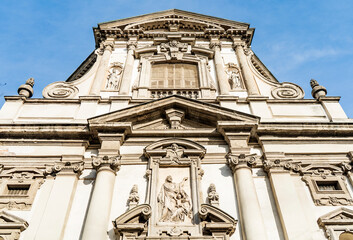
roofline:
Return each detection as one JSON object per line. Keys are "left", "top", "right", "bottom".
{"left": 97, "top": 9, "right": 250, "bottom": 28}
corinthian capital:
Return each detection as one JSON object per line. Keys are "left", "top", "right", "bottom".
{"left": 92, "top": 155, "right": 121, "bottom": 172}
{"left": 227, "top": 153, "right": 258, "bottom": 172}
{"left": 45, "top": 161, "right": 84, "bottom": 176}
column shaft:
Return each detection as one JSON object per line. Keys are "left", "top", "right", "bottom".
{"left": 119, "top": 43, "right": 136, "bottom": 95}
{"left": 233, "top": 165, "right": 268, "bottom": 240}
{"left": 90, "top": 43, "right": 113, "bottom": 95}
{"left": 213, "top": 45, "right": 230, "bottom": 95}
{"left": 81, "top": 155, "right": 120, "bottom": 240}
{"left": 81, "top": 168, "right": 116, "bottom": 240}
{"left": 235, "top": 45, "right": 259, "bottom": 95}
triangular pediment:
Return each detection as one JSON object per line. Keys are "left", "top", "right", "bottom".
{"left": 88, "top": 96, "right": 259, "bottom": 132}
{"left": 94, "top": 9, "right": 254, "bottom": 46}
{"left": 318, "top": 207, "right": 353, "bottom": 226}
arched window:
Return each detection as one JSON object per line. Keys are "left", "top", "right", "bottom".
{"left": 150, "top": 63, "right": 199, "bottom": 89}
{"left": 340, "top": 232, "right": 353, "bottom": 240}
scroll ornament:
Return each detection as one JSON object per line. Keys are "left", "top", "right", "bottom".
{"left": 43, "top": 82, "right": 79, "bottom": 99}
{"left": 271, "top": 82, "right": 304, "bottom": 99}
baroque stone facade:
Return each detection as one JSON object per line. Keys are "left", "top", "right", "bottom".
{"left": 0, "top": 9, "right": 353, "bottom": 240}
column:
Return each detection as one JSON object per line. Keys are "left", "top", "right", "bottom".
{"left": 119, "top": 39, "right": 137, "bottom": 95}
{"left": 210, "top": 41, "right": 230, "bottom": 95}
{"left": 228, "top": 154, "right": 268, "bottom": 240}
{"left": 234, "top": 44, "right": 259, "bottom": 96}
{"left": 89, "top": 41, "right": 114, "bottom": 95}
{"left": 81, "top": 133, "right": 123, "bottom": 240}
{"left": 34, "top": 157, "right": 84, "bottom": 240}
{"left": 263, "top": 155, "right": 314, "bottom": 240}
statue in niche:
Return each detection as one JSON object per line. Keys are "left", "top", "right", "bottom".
{"left": 163, "top": 144, "right": 185, "bottom": 164}
{"left": 157, "top": 175, "right": 192, "bottom": 223}
{"left": 105, "top": 62, "right": 123, "bottom": 90}
{"left": 226, "top": 63, "right": 242, "bottom": 90}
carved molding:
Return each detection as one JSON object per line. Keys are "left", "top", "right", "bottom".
{"left": 144, "top": 138, "right": 206, "bottom": 166}
{"left": 271, "top": 82, "right": 305, "bottom": 100}
{"left": 262, "top": 158, "right": 302, "bottom": 173}
{"left": 159, "top": 40, "right": 188, "bottom": 60}
{"left": 42, "top": 82, "right": 79, "bottom": 99}
{"left": 45, "top": 161, "right": 84, "bottom": 176}
{"left": 92, "top": 155, "right": 121, "bottom": 172}
{"left": 0, "top": 167, "right": 44, "bottom": 211}
{"left": 301, "top": 164, "right": 353, "bottom": 206}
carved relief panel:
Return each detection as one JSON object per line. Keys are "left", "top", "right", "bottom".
{"left": 144, "top": 139, "right": 205, "bottom": 237}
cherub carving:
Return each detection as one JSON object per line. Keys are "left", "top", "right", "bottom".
{"left": 163, "top": 144, "right": 184, "bottom": 164}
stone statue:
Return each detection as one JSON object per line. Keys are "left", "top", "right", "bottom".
{"left": 228, "top": 69, "right": 241, "bottom": 89}
{"left": 157, "top": 175, "right": 192, "bottom": 223}
{"left": 127, "top": 184, "right": 140, "bottom": 210}
{"left": 207, "top": 183, "right": 219, "bottom": 207}
{"left": 106, "top": 63, "right": 123, "bottom": 90}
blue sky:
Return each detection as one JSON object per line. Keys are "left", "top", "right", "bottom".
{"left": 0, "top": 0, "right": 352, "bottom": 117}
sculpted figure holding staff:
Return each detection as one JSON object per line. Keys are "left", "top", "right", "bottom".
{"left": 157, "top": 175, "right": 192, "bottom": 223}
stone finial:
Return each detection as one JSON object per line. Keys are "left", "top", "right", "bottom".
{"left": 18, "top": 78, "right": 34, "bottom": 98}
{"left": 127, "top": 184, "right": 140, "bottom": 210}
{"left": 310, "top": 79, "right": 327, "bottom": 99}
{"left": 207, "top": 183, "right": 219, "bottom": 207}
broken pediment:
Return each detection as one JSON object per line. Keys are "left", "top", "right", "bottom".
{"left": 88, "top": 95, "right": 259, "bottom": 133}
{"left": 199, "top": 204, "right": 237, "bottom": 236}
{"left": 113, "top": 204, "right": 151, "bottom": 237}
{"left": 93, "top": 9, "right": 254, "bottom": 47}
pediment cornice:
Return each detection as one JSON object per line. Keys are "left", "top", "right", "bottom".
{"left": 93, "top": 9, "right": 254, "bottom": 46}
{"left": 88, "top": 95, "right": 259, "bottom": 131}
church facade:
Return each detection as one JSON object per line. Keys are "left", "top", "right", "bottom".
{"left": 0, "top": 9, "right": 353, "bottom": 240}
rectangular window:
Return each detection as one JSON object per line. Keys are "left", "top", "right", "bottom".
{"left": 6, "top": 185, "right": 30, "bottom": 195}
{"left": 150, "top": 63, "right": 198, "bottom": 89}
{"left": 316, "top": 181, "right": 341, "bottom": 191}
